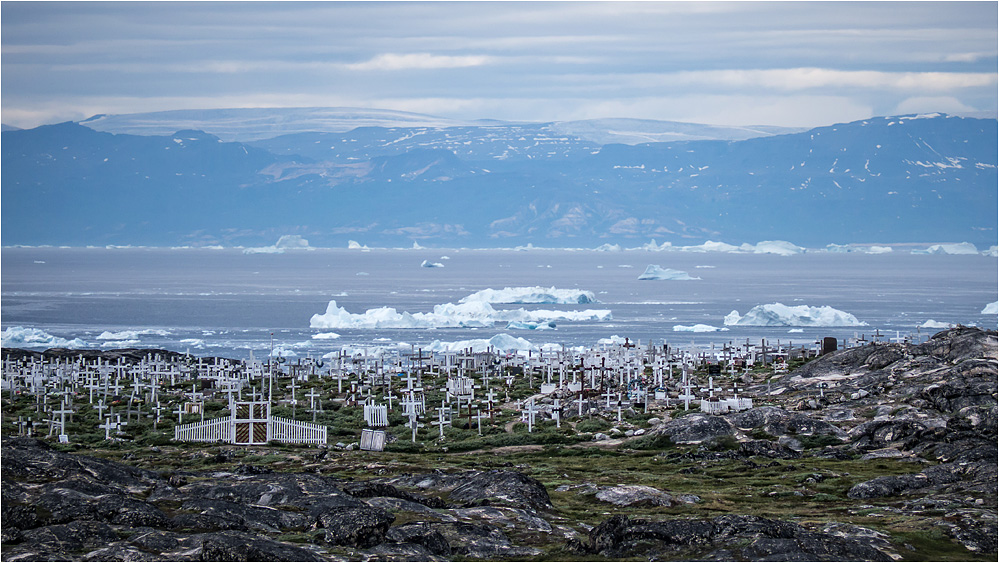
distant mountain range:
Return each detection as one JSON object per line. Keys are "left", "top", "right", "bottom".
{"left": 2, "top": 108, "right": 995, "bottom": 248}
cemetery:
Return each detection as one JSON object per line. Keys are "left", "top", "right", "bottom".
{"left": 2, "top": 326, "right": 996, "bottom": 561}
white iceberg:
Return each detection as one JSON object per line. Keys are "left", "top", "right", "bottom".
{"left": 681, "top": 240, "right": 741, "bottom": 253}
{"left": 421, "top": 260, "right": 445, "bottom": 268}
{"left": 243, "top": 235, "right": 313, "bottom": 254}
{"left": 741, "top": 240, "right": 805, "bottom": 256}
{"left": 982, "top": 301, "right": 999, "bottom": 315}
{"left": 594, "top": 243, "right": 622, "bottom": 252}
{"left": 920, "top": 320, "right": 955, "bottom": 329}
{"left": 97, "top": 329, "right": 171, "bottom": 340}
{"left": 597, "top": 335, "right": 627, "bottom": 345}
{"left": 460, "top": 286, "right": 598, "bottom": 304}
{"left": 2, "top": 326, "right": 88, "bottom": 349}
{"left": 347, "top": 240, "right": 369, "bottom": 250}
{"left": 309, "top": 298, "right": 610, "bottom": 329}
{"left": 506, "top": 321, "right": 556, "bottom": 330}
{"left": 312, "top": 332, "right": 341, "bottom": 340}
{"left": 638, "top": 265, "right": 700, "bottom": 280}
{"left": 672, "top": 324, "right": 728, "bottom": 332}
{"left": 724, "top": 303, "right": 867, "bottom": 327}
{"left": 911, "top": 242, "right": 979, "bottom": 255}
{"left": 867, "top": 246, "right": 893, "bottom": 254}
{"left": 425, "top": 333, "right": 538, "bottom": 353}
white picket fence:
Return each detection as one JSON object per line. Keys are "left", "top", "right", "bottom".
{"left": 174, "top": 415, "right": 327, "bottom": 446}
{"left": 270, "top": 416, "right": 327, "bottom": 445}
{"left": 174, "top": 416, "right": 231, "bottom": 442}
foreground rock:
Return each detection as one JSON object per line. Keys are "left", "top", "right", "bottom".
{"left": 0, "top": 438, "right": 551, "bottom": 561}
{"left": 578, "top": 514, "right": 894, "bottom": 561}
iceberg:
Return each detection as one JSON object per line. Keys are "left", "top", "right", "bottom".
{"left": 672, "top": 324, "right": 728, "bottom": 332}
{"left": 911, "top": 242, "right": 979, "bottom": 255}
{"left": 594, "top": 243, "right": 622, "bottom": 252}
{"left": 309, "top": 299, "right": 610, "bottom": 329}
{"left": 982, "top": 301, "right": 999, "bottom": 315}
{"left": 920, "top": 320, "right": 955, "bottom": 329}
{"left": 2, "top": 326, "right": 88, "bottom": 349}
{"left": 425, "top": 333, "right": 538, "bottom": 353}
{"left": 724, "top": 303, "right": 867, "bottom": 327}
{"left": 682, "top": 240, "right": 741, "bottom": 253}
{"left": 741, "top": 240, "right": 805, "bottom": 256}
{"left": 460, "top": 286, "right": 598, "bottom": 304}
{"left": 420, "top": 260, "right": 445, "bottom": 268}
{"left": 506, "top": 321, "right": 556, "bottom": 330}
{"left": 347, "top": 240, "right": 369, "bottom": 250}
{"left": 312, "top": 332, "right": 341, "bottom": 340}
{"left": 598, "top": 335, "right": 627, "bottom": 345}
{"left": 243, "top": 235, "right": 313, "bottom": 254}
{"left": 638, "top": 265, "right": 700, "bottom": 280}
{"left": 97, "top": 329, "right": 171, "bottom": 340}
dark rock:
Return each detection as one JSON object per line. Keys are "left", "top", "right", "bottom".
{"left": 317, "top": 506, "right": 395, "bottom": 548}
{"left": 739, "top": 440, "right": 802, "bottom": 459}
{"left": 344, "top": 480, "right": 449, "bottom": 509}
{"left": 81, "top": 541, "right": 163, "bottom": 561}
{"left": 652, "top": 414, "right": 735, "bottom": 444}
{"left": 585, "top": 514, "right": 893, "bottom": 561}
{"left": 731, "top": 407, "right": 846, "bottom": 439}
{"left": 127, "top": 527, "right": 181, "bottom": 553}
{"left": 199, "top": 530, "right": 324, "bottom": 561}
{"left": 1, "top": 436, "right": 159, "bottom": 489}
{"left": 387, "top": 522, "right": 452, "bottom": 556}
{"left": 170, "top": 512, "right": 245, "bottom": 532}
{"left": 180, "top": 498, "right": 310, "bottom": 532}
{"left": 18, "top": 520, "right": 120, "bottom": 555}
{"left": 425, "top": 521, "right": 540, "bottom": 559}
{"left": 389, "top": 470, "right": 552, "bottom": 510}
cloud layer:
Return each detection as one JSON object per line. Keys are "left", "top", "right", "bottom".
{"left": 2, "top": 1, "right": 995, "bottom": 128}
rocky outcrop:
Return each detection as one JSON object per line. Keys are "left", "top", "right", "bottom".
{"left": 0, "top": 438, "right": 552, "bottom": 561}
{"left": 581, "top": 514, "right": 894, "bottom": 561}
{"left": 385, "top": 469, "right": 552, "bottom": 510}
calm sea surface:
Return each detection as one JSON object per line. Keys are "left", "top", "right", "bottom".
{"left": 2, "top": 247, "right": 996, "bottom": 359}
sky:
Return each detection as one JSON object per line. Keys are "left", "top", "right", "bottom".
{"left": 2, "top": 1, "right": 997, "bottom": 129}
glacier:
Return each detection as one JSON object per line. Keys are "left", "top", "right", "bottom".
{"left": 638, "top": 265, "right": 700, "bottom": 280}
{"left": 459, "top": 286, "right": 598, "bottom": 304}
{"left": 2, "top": 326, "right": 88, "bottom": 349}
{"left": 724, "top": 303, "right": 867, "bottom": 327}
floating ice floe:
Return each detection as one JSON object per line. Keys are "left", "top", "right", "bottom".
{"left": 2, "top": 326, "right": 88, "bottom": 349}
{"left": 420, "top": 260, "right": 445, "bottom": 268}
{"left": 460, "top": 286, "right": 598, "bottom": 304}
{"left": 741, "top": 240, "right": 805, "bottom": 255}
{"left": 638, "top": 265, "right": 700, "bottom": 280}
{"left": 920, "top": 320, "right": 956, "bottom": 329}
{"left": 101, "top": 339, "right": 141, "bottom": 348}
{"left": 312, "top": 332, "right": 341, "bottom": 340}
{"left": 97, "top": 329, "right": 172, "bottom": 340}
{"left": 425, "top": 333, "right": 538, "bottom": 353}
{"left": 724, "top": 303, "right": 867, "bottom": 327}
{"left": 911, "top": 242, "right": 979, "bottom": 255}
{"left": 506, "top": 321, "right": 556, "bottom": 330}
{"left": 982, "top": 301, "right": 999, "bottom": 315}
{"left": 672, "top": 324, "right": 728, "bottom": 332}
{"left": 243, "top": 235, "right": 313, "bottom": 255}
{"left": 598, "top": 335, "right": 627, "bottom": 345}
{"left": 309, "top": 298, "right": 611, "bottom": 329}
{"left": 594, "top": 243, "right": 623, "bottom": 252}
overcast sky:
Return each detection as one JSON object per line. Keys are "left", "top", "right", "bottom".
{"left": 2, "top": 1, "right": 996, "bottom": 129}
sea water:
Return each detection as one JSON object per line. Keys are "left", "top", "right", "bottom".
{"left": 1, "top": 247, "right": 996, "bottom": 359}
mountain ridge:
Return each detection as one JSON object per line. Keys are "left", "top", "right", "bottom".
{"left": 2, "top": 112, "right": 995, "bottom": 248}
